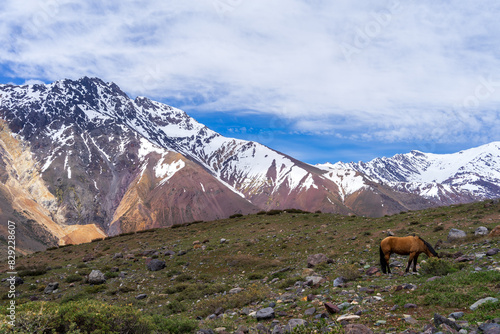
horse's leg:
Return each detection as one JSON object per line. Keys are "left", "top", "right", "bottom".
{"left": 412, "top": 254, "right": 419, "bottom": 272}
{"left": 405, "top": 253, "right": 415, "bottom": 273}
{"left": 385, "top": 253, "right": 392, "bottom": 274}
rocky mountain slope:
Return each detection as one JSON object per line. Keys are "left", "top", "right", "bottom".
{"left": 319, "top": 142, "right": 500, "bottom": 206}
{"left": 0, "top": 77, "right": 499, "bottom": 251}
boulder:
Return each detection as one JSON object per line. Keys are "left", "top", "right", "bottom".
{"left": 255, "top": 307, "right": 275, "bottom": 320}
{"left": 448, "top": 228, "right": 467, "bottom": 242}
{"left": 486, "top": 248, "right": 500, "bottom": 256}
{"left": 304, "top": 307, "right": 316, "bottom": 316}
{"left": 324, "top": 302, "right": 340, "bottom": 314}
{"left": 434, "top": 313, "right": 461, "bottom": 331}
{"left": 307, "top": 253, "right": 329, "bottom": 268}
{"left": 305, "top": 275, "right": 325, "bottom": 286}
{"left": 44, "top": 282, "right": 59, "bottom": 294}
{"left": 147, "top": 259, "right": 166, "bottom": 271}
{"left": 136, "top": 294, "right": 147, "bottom": 300}
{"left": 475, "top": 226, "right": 489, "bottom": 236}
{"left": 479, "top": 323, "right": 500, "bottom": 334}
{"left": 449, "top": 312, "right": 464, "bottom": 319}
{"left": 88, "top": 270, "right": 106, "bottom": 285}
{"left": 333, "top": 277, "right": 345, "bottom": 287}
{"left": 366, "top": 267, "right": 379, "bottom": 276}
{"left": 470, "top": 297, "right": 498, "bottom": 310}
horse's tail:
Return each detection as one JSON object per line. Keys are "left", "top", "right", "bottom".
{"left": 379, "top": 245, "right": 387, "bottom": 274}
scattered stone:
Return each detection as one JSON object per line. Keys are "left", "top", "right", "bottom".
{"left": 338, "top": 302, "right": 352, "bottom": 310}
{"left": 285, "top": 319, "right": 307, "bottom": 332}
{"left": 220, "top": 238, "right": 227, "bottom": 244}
{"left": 390, "top": 305, "right": 398, "bottom": 311}
{"left": 366, "top": 267, "right": 379, "bottom": 276}
{"left": 254, "top": 323, "right": 269, "bottom": 333}
{"left": 147, "top": 259, "right": 166, "bottom": 271}
{"left": 448, "top": 228, "right": 467, "bottom": 242}
{"left": 196, "top": 330, "right": 215, "bottom": 334}
{"left": 136, "top": 294, "right": 147, "bottom": 300}
{"left": 88, "top": 270, "right": 106, "bottom": 285}
{"left": 333, "top": 277, "right": 345, "bottom": 287}
{"left": 470, "top": 297, "right": 498, "bottom": 310}
{"left": 375, "top": 320, "right": 386, "bottom": 326}
{"left": 337, "top": 314, "right": 360, "bottom": 322}
{"left": 82, "top": 254, "right": 95, "bottom": 262}
{"left": 11, "top": 277, "right": 24, "bottom": 286}
{"left": 307, "top": 253, "right": 329, "bottom": 268}
{"left": 434, "top": 313, "right": 462, "bottom": 331}
{"left": 386, "top": 230, "right": 395, "bottom": 236}
{"left": 404, "top": 303, "right": 417, "bottom": 309}
{"left": 455, "top": 255, "right": 475, "bottom": 262}
{"left": 344, "top": 324, "right": 373, "bottom": 334}
{"left": 449, "top": 312, "right": 464, "bottom": 319}
{"left": 479, "top": 323, "right": 500, "bottom": 334}
{"left": 44, "top": 282, "right": 59, "bottom": 294}
{"left": 324, "top": 302, "right": 340, "bottom": 314}
{"left": 487, "top": 248, "right": 500, "bottom": 256}
{"left": 229, "top": 287, "right": 243, "bottom": 294}
{"left": 256, "top": 307, "right": 275, "bottom": 320}
{"left": 475, "top": 226, "right": 489, "bottom": 236}
{"left": 304, "top": 307, "right": 316, "bottom": 316}
{"left": 271, "top": 325, "right": 284, "bottom": 334}
{"left": 305, "top": 275, "right": 325, "bottom": 286}
{"left": 164, "top": 250, "right": 175, "bottom": 256}
{"left": 404, "top": 315, "right": 419, "bottom": 324}
{"left": 427, "top": 276, "right": 441, "bottom": 282}
{"left": 113, "top": 252, "right": 123, "bottom": 259}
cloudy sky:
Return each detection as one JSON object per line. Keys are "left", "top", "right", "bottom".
{"left": 1, "top": 1, "right": 499, "bottom": 163}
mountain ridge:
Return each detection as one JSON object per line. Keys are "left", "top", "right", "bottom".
{"left": 0, "top": 77, "right": 498, "bottom": 252}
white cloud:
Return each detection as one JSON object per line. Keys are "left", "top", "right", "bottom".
{"left": 1, "top": 0, "right": 500, "bottom": 144}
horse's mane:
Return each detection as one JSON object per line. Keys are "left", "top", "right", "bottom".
{"left": 418, "top": 236, "right": 438, "bottom": 256}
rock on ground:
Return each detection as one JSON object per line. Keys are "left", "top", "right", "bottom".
{"left": 88, "top": 270, "right": 106, "bottom": 285}
{"left": 448, "top": 228, "right": 467, "bottom": 242}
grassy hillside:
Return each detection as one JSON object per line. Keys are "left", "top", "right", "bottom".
{"left": 1, "top": 200, "right": 499, "bottom": 333}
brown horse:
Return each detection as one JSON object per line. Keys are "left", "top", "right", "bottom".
{"left": 379, "top": 235, "right": 438, "bottom": 274}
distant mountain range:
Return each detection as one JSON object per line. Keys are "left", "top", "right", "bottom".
{"left": 1, "top": 77, "right": 499, "bottom": 252}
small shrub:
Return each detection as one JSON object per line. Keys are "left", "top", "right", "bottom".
{"left": 247, "top": 273, "right": 265, "bottom": 280}
{"left": 229, "top": 213, "right": 244, "bottom": 218}
{"left": 266, "top": 209, "right": 283, "bottom": 215}
{"left": 433, "top": 225, "right": 444, "bottom": 232}
{"left": 420, "top": 257, "right": 458, "bottom": 276}
{"left": 165, "top": 300, "right": 187, "bottom": 314}
{"left": 18, "top": 266, "right": 47, "bottom": 277}
{"left": 84, "top": 285, "right": 107, "bottom": 294}
{"left": 105, "top": 271, "right": 119, "bottom": 279}
{"left": 65, "top": 274, "right": 83, "bottom": 283}
{"left": 153, "top": 314, "right": 198, "bottom": 334}
{"left": 335, "top": 264, "right": 361, "bottom": 281}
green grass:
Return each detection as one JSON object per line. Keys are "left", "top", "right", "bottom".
{"left": 0, "top": 199, "right": 499, "bottom": 333}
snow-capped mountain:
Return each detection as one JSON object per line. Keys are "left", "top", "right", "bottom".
{"left": 0, "top": 77, "right": 498, "bottom": 251}
{"left": 318, "top": 142, "right": 500, "bottom": 205}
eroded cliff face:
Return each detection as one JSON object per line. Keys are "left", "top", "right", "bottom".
{"left": 0, "top": 120, "right": 105, "bottom": 253}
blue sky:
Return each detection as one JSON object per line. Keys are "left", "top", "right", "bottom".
{"left": 1, "top": 1, "right": 500, "bottom": 164}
